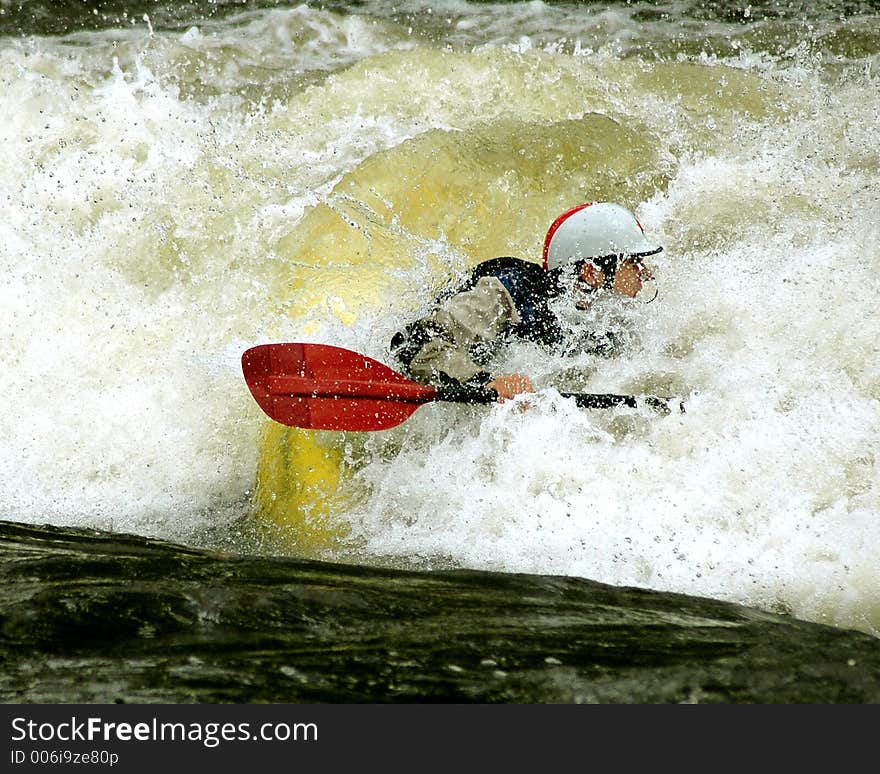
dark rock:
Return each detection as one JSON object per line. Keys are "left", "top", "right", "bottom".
{"left": 2, "top": 520, "right": 878, "bottom": 703}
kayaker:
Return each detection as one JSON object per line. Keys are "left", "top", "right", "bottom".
{"left": 390, "top": 202, "right": 662, "bottom": 401}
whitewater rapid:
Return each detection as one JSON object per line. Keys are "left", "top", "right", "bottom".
{"left": 1, "top": 1, "right": 878, "bottom": 635}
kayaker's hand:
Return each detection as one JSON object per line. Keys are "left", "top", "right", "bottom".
{"left": 487, "top": 373, "right": 533, "bottom": 402}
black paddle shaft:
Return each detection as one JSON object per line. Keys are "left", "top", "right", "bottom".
{"left": 433, "top": 383, "right": 681, "bottom": 414}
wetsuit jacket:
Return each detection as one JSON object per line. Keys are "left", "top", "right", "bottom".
{"left": 391, "top": 257, "right": 566, "bottom": 387}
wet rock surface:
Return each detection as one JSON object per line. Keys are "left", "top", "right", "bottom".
{"left": 2, "top": 520, "right": 879, "bottom": 703}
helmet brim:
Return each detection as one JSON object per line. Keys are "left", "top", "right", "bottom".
{"left": 586, "top": 244, "right": 663, "bottom": 265}
{"left": 625, "top": 244, "right": 663, "bottom": 259}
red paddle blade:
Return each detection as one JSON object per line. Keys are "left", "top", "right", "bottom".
{"left": 241, "top": 343, "right": 439, "bottom": 431}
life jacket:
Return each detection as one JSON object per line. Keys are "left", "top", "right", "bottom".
{"left": 391, "top": 257, "right": 564, "bottom": 369}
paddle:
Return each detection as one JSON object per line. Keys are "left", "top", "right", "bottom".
{"left": 241, "top": 343, "right": 684, "bottom": 431}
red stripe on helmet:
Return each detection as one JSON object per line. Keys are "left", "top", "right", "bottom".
{"left": 542, "top": 202, "right": 594, "bottom": 271}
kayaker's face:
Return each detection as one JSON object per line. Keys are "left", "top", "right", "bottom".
{"left": 574, "top": 257, "right": 654, "bottom": 302}
{"left": 610, "top": 257, "right": 653, "bottom": 298}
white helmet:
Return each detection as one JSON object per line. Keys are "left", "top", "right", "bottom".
{"left": 542, "top": 202, "right": 662, "bottom": 271}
